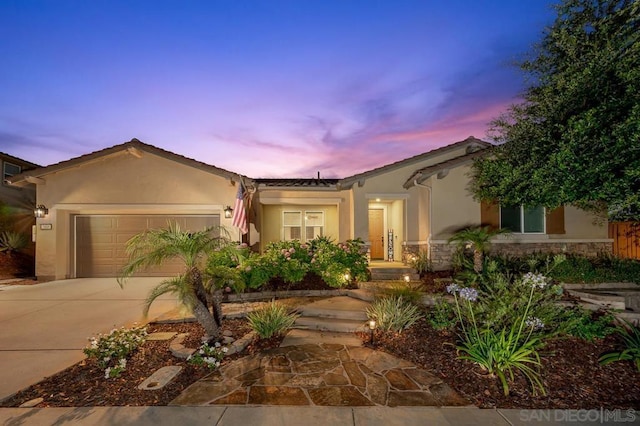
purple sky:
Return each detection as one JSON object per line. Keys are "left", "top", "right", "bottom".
{"left": 0, "top": 1, "right": 555, "bottom": 178}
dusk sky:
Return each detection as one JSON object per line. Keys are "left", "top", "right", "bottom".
{"left": 1, "top": 1, "right": 556, "bottom": 178}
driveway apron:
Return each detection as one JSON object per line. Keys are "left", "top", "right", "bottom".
{"left": 0, "top": 278, "right": 177, "bottom": 401}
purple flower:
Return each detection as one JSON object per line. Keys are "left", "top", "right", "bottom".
{"left": 446, "top": 283, "right": 460, "bottom": 294}
{"left": 525, "top": 316, "right": 545, "bottom": 330}
{"left": 459, "top": 287, "right": 478, "bottom": 302}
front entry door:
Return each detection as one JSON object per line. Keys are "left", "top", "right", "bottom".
{"left": 368, "top": 209, "right": 384, "bottom": 260}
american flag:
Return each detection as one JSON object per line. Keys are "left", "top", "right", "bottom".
{"left": 231, "top": 184, "right": 248, "bottom": 235}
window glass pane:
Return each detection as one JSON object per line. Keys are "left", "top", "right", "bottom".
{"left": 304, "top": 212, "right": 323, "bottom": 227}
{"left": 3, "top": 163, "right": 21, "bottom": 179}
{"left": 500, "top": 205, "right": 521, "bottom": 232}
{"left": 285, "top": 227, "right": 301, "bottom": 240}
{"left": 283, "top": 212, "right": 301, "bottom": 226}
{"left": 523, "top": 206, "right": 545, "bottom": 233}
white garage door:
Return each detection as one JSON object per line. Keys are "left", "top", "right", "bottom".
{"left": 75, "top": 215, "right": 220, "bottom": 278}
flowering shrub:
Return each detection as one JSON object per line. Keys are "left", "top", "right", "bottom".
{"left": 84, "top": 326, "right": 147, "bottom": 379}
{"left": 188, "top": 342, "right": 228, "bottom": 369}
{"left": 308, "top": 237, "right": 368, "bottom": 287}
{"left": 448, "top": 277, "right": 547, "bottom": 396}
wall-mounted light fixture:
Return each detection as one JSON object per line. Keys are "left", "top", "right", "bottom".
{"left": 34, "top": 205, "right": 48, "bottom": 218}
{"left": 223, "top": 206, "right": 233, "bottom": 219}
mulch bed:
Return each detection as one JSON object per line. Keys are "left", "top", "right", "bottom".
{"left": 368, "top": 316, "right": 640, "bottom": 409}
{"left": 0, "top": 252, "right": 34, "bottom": 280}
{"left": 0, "top": 319, "right": 284, "bottom": 408}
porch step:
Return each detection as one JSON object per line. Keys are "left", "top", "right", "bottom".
{"left": 297, "top": 296, "right": 369, "bottom": 320}
{"left": 292, "top": 294, "right": 371, "bottom": 333}
{"left": 293, "top": 316, "right": 368, "bottom": 333}
{"left": 369, "top": 267, "right": 419, "bottom": 281}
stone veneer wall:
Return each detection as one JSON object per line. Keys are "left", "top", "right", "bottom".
{"left": 429, "top": 241, "right": 613, "bottom": 271}
{"left": 401, "top": 244, "right": 429, "bottom": 264}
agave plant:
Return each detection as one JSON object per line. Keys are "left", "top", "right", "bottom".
{"left": 0, "top": 231, "right": 28, "bottom": 253}
{"left": 118, "top": 222, "right": 236, "bottom": 341}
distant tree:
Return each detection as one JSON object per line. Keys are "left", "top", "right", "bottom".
{"left": 472, "top": 0, "right": 640, "bottom": 220}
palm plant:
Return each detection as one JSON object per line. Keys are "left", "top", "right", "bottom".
{"left": 448, "top": 226, "right": 511, "bottom": 273}
{"left": 118, "top": 222, "right": 232, "bottom": 341}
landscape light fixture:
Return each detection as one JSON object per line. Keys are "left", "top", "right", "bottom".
{"left": 403, "top": 274, "right": 411, "bottom": 283}
{"left": 34, "top": 205, "right": 48, "bottom": 218}
{"left": 224, "top": 206, "right": 233, "bottom": 219}
{"left": 369, "top": 319, "right": 376, "bottom": 346}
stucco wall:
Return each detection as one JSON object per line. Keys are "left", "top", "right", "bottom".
{"left": 34, "top": 151, "right": 240, "bottom": 279}
{"left": 430, "top": 166, "right": 481, "bottom": 239}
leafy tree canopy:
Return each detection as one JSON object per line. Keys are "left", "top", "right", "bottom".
{"left": 471, "top": 0, "right": 640, "bottom": 221}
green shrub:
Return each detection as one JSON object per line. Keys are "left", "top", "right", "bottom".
{"left": 0, "top": 231, "right": 28, "bottom": 253}
{"left": 309, "top": 237, "right": 368, "bottom": 287}
{"left": 366, "top": 296, "right": 423, "bottom": 332}
{"left": 247, "top": 301, "right": 298, "bottom": 339}
{"left": 382, "top": 282, "right": 423, "bottom": 305}
{"left": 599, "top": 321, "right": 640, "bottom": 371}
{"left": 560, "top": 308, "right": 617, "bottom": 341}
{"left": 428, "top": 301, "right": 456, "bottom": 330}
{"left": 448, "top": 279, "right": 546, "bottom": 396}
{"left": 408, "top": 250, "right": 432, "bottom": 276}
{"left": 262, "top": 241, "right": 312, "bottom": 284}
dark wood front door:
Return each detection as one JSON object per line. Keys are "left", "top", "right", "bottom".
{"left": 368, "top": 209, "right": 384, "bottom": 260}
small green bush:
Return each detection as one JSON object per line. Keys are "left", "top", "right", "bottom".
{"left": 247, "top": 301, "right": 299, "bottom": 339}
{"left": 560, "top": 308, "right": 617, "bottom": 341}
{"left": 428, "top": 300, "right": 456, "bottom": 330}
{"left": 366, "top": 296, "right": 423, "bottom": 332}
{"left": 599, "top": 321, "right": 640, "bottom": 371}
{"left": 382, "top": 283, "right": 423, "bottom": 305}
{"left": 408, "top": 249, "right": 432, "bottom": 276}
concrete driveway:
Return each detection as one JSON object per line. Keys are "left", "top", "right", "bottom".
{"left": 0, "top": 278, "right": 179, "bottom": 401}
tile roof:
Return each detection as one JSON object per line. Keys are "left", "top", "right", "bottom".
{"left": 255, "top": 178, "right": 340, "bottom": 188}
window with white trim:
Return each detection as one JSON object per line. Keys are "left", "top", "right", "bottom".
{"left": 283, "top": 211, "right": 302, "bottom": 241}
{"left": 500, "top": 205, "right": 545, "bottom": 233}
{"left": 3, "top": 162, "right": 21, "bottom": 183}
{"left": 283, "top": 210, "right": 325, "bottom": 242}
{"left": 304, "top": 211, "right": 324, "bottom": 240}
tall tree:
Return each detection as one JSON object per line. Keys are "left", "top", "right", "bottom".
{"left": 472, "top": 0, "right": 640, "bottom": 220}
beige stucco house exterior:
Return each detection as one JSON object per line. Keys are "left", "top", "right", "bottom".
{"left": 8, "top": 137, "right": 611, "bottom": 280}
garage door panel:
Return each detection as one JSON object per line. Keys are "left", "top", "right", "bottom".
{"left": 76, "top": 215, "right": 219, "bottom": 278}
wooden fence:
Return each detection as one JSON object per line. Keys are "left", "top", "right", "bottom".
{"left": 609, "top": 222, "right": 640, "bottom": 260}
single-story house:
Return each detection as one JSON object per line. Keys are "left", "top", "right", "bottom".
{"left": 7, "top": 137, "right": 611, "bottom": 281}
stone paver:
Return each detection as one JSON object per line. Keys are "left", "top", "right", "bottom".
{"left": 170, "top": 343, "right": 469, "bottom": 407}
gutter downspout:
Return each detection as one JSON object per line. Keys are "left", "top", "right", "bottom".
{"left": 413, "top": 179, "right": 432, "bottom": 259}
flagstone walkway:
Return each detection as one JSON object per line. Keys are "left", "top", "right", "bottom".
{"left": 170, "top": 343, "right": 470, "bottom": 407}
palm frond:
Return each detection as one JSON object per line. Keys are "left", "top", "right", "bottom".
{"left": 142, "top": 275, "right": 196, "bottom": 316}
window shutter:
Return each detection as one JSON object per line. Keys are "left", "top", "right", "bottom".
{"left": 480, "top": 200, "right": 500, "bottom": 230}
{"left": 546, "top": 206, "right": 565, "bottom": 234}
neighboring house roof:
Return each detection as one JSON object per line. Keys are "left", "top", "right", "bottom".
{"left": 7, "top": 138, "right": 248, "bottom": 186}
{"left": 0, "top": 152, "right": 41, "bottom": 170}
{"left": 337, "top": 136, "right": 492, "bottom": 189}
{"left": 255, "top": 178, "right": 340, "bottom": 189}
{"left": 403, "top": 147, "right": 492, "bottom": 189}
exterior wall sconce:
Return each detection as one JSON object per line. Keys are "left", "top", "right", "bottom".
{"left": 223, "top": 206, "right": 233, "bottom": 219}
{"left": 34, "top": 205, "right": 48, "bottom": 218}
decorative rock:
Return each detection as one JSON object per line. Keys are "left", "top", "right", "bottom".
{"left": 222, "top": 336, "right": 236, "bottom": 344}
{"left": 170, "top": 333, "right": 196, "bottom": 359}
{"left": 146, "top": 332, "right": 177, "bottom": 341}
{"left": 138, "top": 366, "right": 183, "bottom": 390}
{"left": 222, "top": 330, "right": 234, "bottom": 337}
{"left": 19, "top": 397, "right": 43, "bottom": 408}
